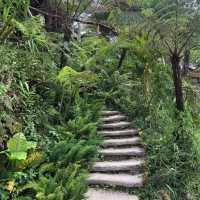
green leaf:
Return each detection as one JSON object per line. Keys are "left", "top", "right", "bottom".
{"left": 10, "top": 152, "right": 27, "bottom": 160}
{"left": 7, "top": 133, "right": 36, "bottom": 160}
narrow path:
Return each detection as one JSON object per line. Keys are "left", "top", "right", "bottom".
{"left": 86, "top": 110, "right": 146, "bottom": 200}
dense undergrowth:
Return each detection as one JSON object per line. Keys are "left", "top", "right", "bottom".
{"left": 0, "top": 43, "right": 103, "bottom": 199}
{"left": 66, "top": 33, "right": 200, "bottom": 199}
{"left": 0, "top": 1, "right": 200, "bottom": 199}
{"left": 97, "top": 58, "right": 200, "bottom": 199}
{"left": 1, "top": 35, "right": 200, "bottom": 200}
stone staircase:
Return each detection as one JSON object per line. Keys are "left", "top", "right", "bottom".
{"left": 86, "top": 110, "right": 146, "bottom": 200}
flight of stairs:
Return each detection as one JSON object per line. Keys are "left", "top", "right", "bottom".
{"left": 86, "top": 110, "right": 146, "bottom": 200}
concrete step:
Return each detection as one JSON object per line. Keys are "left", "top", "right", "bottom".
{"left": 99, "top": 129, "right": 139, "bottom": 137}
{"left": 87, "top": 173, "right": 144, "bottom": 188}
{"left": 101, "top": 115, "right": 126, "bottom": 122}
{"left": 101, "top": 122, "right": 131, "bottom": 129}
{"left": 92, "top": 159, "right": 144, "bottom": 172}
{"left": 103, "top": 137, "right": 141, "bottom": 147}
{"left": 99, "top": 147, "right": 145, "bottom": 157}
{"left": 101, "top": 111, "right": 120, "bottom": 116}
{"left": 86, "top": 189, "right": 139, "bottom": 200}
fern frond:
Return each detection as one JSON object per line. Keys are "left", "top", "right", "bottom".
{"left": 39, "top": 163, "right": 55, "bottom": 176}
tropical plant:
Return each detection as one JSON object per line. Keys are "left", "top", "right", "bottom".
{"left": 5, "top": 133, "right": 36, "bottom": 161}
{"left": 139, "top": 0, "right": 200, "bottom": 111}
{"left": 0, "top": 0, "right": 200, "bottom": 199}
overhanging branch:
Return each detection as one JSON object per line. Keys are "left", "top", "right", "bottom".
{"left": 178, "top": 30, "right": 195, "bottom": 55}
{"left": 30, "top": 6, "right": 61, "bottom": 18}
{"left": 29, "top": 6, "right": 118, "bottom": 35}
{"left": 74, "top": 18, "right": 118, "bottom": 35}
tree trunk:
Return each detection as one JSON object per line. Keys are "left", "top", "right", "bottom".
{"left": 183, "top": 49, "right": 190, "bottom": 75}
{"left": 118, "top": 48, "right": 127, "bottom": 70}
{"left": 60, "top": 27, "right": 71, "bottom": 68}
{"left": 170, "top": 52, "right": 184, "bottom": 111}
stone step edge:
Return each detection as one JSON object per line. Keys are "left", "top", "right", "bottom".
{"left": 98, "top": 129, "right": 139, "bottom": 136}
{"left": 86, "top": 188, "right": 139, "bottom": 200}
{"left": 100, "top": 122, "right": 132, "bottom": 129}
{"left": 87, "top": 173, "right": 144, "bottom": 188}
{"left": 101, "top": 111, "right": 121, "bottom": 116}
{"left": 100, "top": 115, "right": 126, "bottom": 122}
{"left": 92, "top": 159, "right": 144, "bottom": 172}
{"left": 103, "top": 137, "right": 141, "bottom": 147}
{"left": 99, "top": 147, "right": 145, "bottom": 156}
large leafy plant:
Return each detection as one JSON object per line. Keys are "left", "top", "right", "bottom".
{"left": 6, "top": 133, "right": 36, "bottom": 160}
{"left": 0, "top": 133, "right": 36, "bottom": 161}
{"left": 57, "top": 66, "right": 96, "bottom": 87}
{"left": 57, "top": 66, "right": 97, "bottom": 113}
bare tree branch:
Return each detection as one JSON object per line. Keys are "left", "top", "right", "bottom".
{"left": 178, "top": 30, "right": 195, "bottom": 55}
{"left": 30, "top": 6, "right": 62, "bottom": 18}
{"left": 164, "top": 39, "right": 173, "bottom": 55}
{"left": 74, "top": 18, "right": 118, "bottom": 35}
{"left": 29, "top": 6, "right": 118, "bottom": 35}
{"left": 75, "top": 0, "right": 93, "bottom": 19}
{"left": 72, "top": 0, "right": 82, "bottom": 18}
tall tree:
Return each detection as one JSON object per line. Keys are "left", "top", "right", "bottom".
{"left": 105, "top": 0, "right": 200, "bottom": 111}
{"left": 141, "top": 0, "right": 200, "bottom": 111}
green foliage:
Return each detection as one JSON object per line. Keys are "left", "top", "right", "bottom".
{"left": 57, "top": 66, "right": 96, "bottom": 86}
{"left": 0, "top": 42, "right": 100, "bottom": 199}
{"left": 16, "top": 136, "right": 98, "bottom": 199}
{"left": 14, "top": 16, "right": 49, "bottom": 52}
{"left": 67, "top": 116, "right": 98, "bottom": 140}
{"left": 0, "top": 0, "right": 30, "bottom": 41}
{"left": 23, "top": 164, "right": 87, "bottom": 200}
{"left": 6, "top": 133, "right": 36, "bottom": 160}
{"left": 1, "top": 1, "right": 200, "bottom": 199}
{"left": 69, "top": 37, "right": 111, "bottom": 70}
{"left": 194, "top": 130, "right": 200, "bottom": 159}
{"left": 49, "top": 139, "right": 97, "bottom": 167}
{"left": 95, "top": 31, "right": 200, "bottom": 198}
